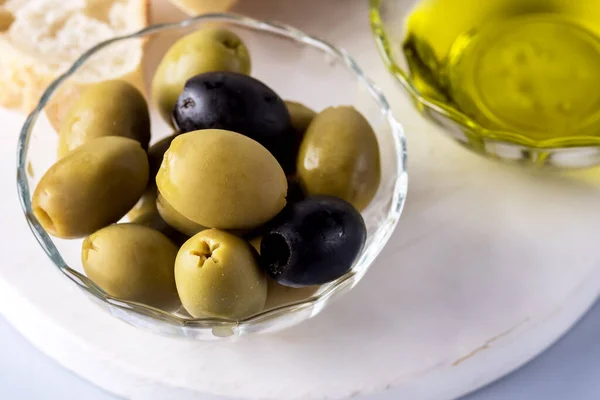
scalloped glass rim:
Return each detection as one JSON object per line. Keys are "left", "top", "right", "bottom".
{"left": 15, "top": 13, "right": 408, "bottom": 332}
{"left": 369, "top": 0, "right": 600, "bottom": 149}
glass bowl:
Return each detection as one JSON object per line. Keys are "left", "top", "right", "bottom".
{"left": 371, "top": 0, "right": 600, "bottom": 168}
{"left": 16, "top": 13, "right": 408, "bottom": 339}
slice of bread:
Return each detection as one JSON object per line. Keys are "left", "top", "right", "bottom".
{"left": 167, "top": 0, "right": 237, "bottom": 15}
{"left": 0, "top": 0, "right": 149, "bottom": 129}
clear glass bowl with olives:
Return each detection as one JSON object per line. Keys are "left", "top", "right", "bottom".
{"left": 16, "top": 14, "right": 408, "bottom": 339}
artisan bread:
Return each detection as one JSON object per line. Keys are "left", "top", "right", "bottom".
{"left": 0, "top": 0, "right": 149, "bottom": 129}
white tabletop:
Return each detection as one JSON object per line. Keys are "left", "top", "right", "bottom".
{"left": 2, "top": 300, "right": 600, "bottom": 400}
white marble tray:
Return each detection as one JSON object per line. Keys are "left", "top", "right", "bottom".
{"left": 1, "top": 1, "right": 600, "bottom": 399}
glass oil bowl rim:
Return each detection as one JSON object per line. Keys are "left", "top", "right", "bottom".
{"left": 16, "top": 13, "right": 408, "bottom": 330}
{"left": 369, "top": 0, "right": 600, "bottom": 149}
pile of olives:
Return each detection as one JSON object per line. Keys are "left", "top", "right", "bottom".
{"left": 32, "top": 27, "right": 381, "bottom": 319}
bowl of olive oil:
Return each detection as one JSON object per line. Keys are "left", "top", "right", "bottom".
{"left": 371, "top": 0, "right": 600, "bottom": 167}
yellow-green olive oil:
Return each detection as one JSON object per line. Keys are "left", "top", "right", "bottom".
{"left": 403, "top": 0, "right": 600, "bottom": 144}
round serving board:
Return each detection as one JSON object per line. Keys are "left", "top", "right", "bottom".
{"left": 2, "top": 1, "right": 600, "bottom": 399}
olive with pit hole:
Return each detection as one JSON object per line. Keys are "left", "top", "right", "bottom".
{"left": 32, "top": 137, "right": 149, "bottom": 238}
{"left": 175, "top": 229, "right": 267, "bottom": 319}
{"left": 260, "top": 196, "right": 366, "bottom": 287}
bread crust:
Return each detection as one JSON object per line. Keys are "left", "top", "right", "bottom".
{"left": 167, "top": 0, "right": 238, "bottom": 15}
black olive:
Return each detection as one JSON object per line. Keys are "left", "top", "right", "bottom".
{"left": 260, "top": 196, "right": 366, "bottom": 287}
{"left": 173, "top": 71, "right": 296, "bottom": 173}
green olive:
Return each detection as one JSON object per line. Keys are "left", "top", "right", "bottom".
{"left": 58, "top": 80, "right": 151, "bottom": 158}
{"left": 249, "top": 236, "right": 262, "bottom": 253}
{"left": 127, "top": 189, "right": 188, "bottom": 246}
{"left": 285, "top": 101, "right": 316, "bottom": 170}
{"left": 285, "top": 100, "right": 316, "bottom": 141}
{"left": 156, "top": 192, "right": 206, "bottom": 237}
{"left": 131, "top": 209, "right": 189, "bottom": 247}
{"left": 127, "top": 187, "right": 158, "bottom": 222}
{"left": 32, "top": 137, "right": 149, "bottom": 238}
{"left": 175, "top": 229, "right": 267, "bottom": 319}
{"left": 297, "top": 106, "right": 381, "bottom": 211}
{"left": 82, "top": 224, "right": 179, "bottom": 311}
{"left": 156, "top": 129, "right": 287, "bottom": 230}
{"left": 265, "top": 278, "right": 319, "bottom": 310}
{"left": 152, "top": 27, "right": 251, "bottom": 124}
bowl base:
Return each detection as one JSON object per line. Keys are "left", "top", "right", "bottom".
{"left": 423, "top": 104, "right": 600, "bottom": 168}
